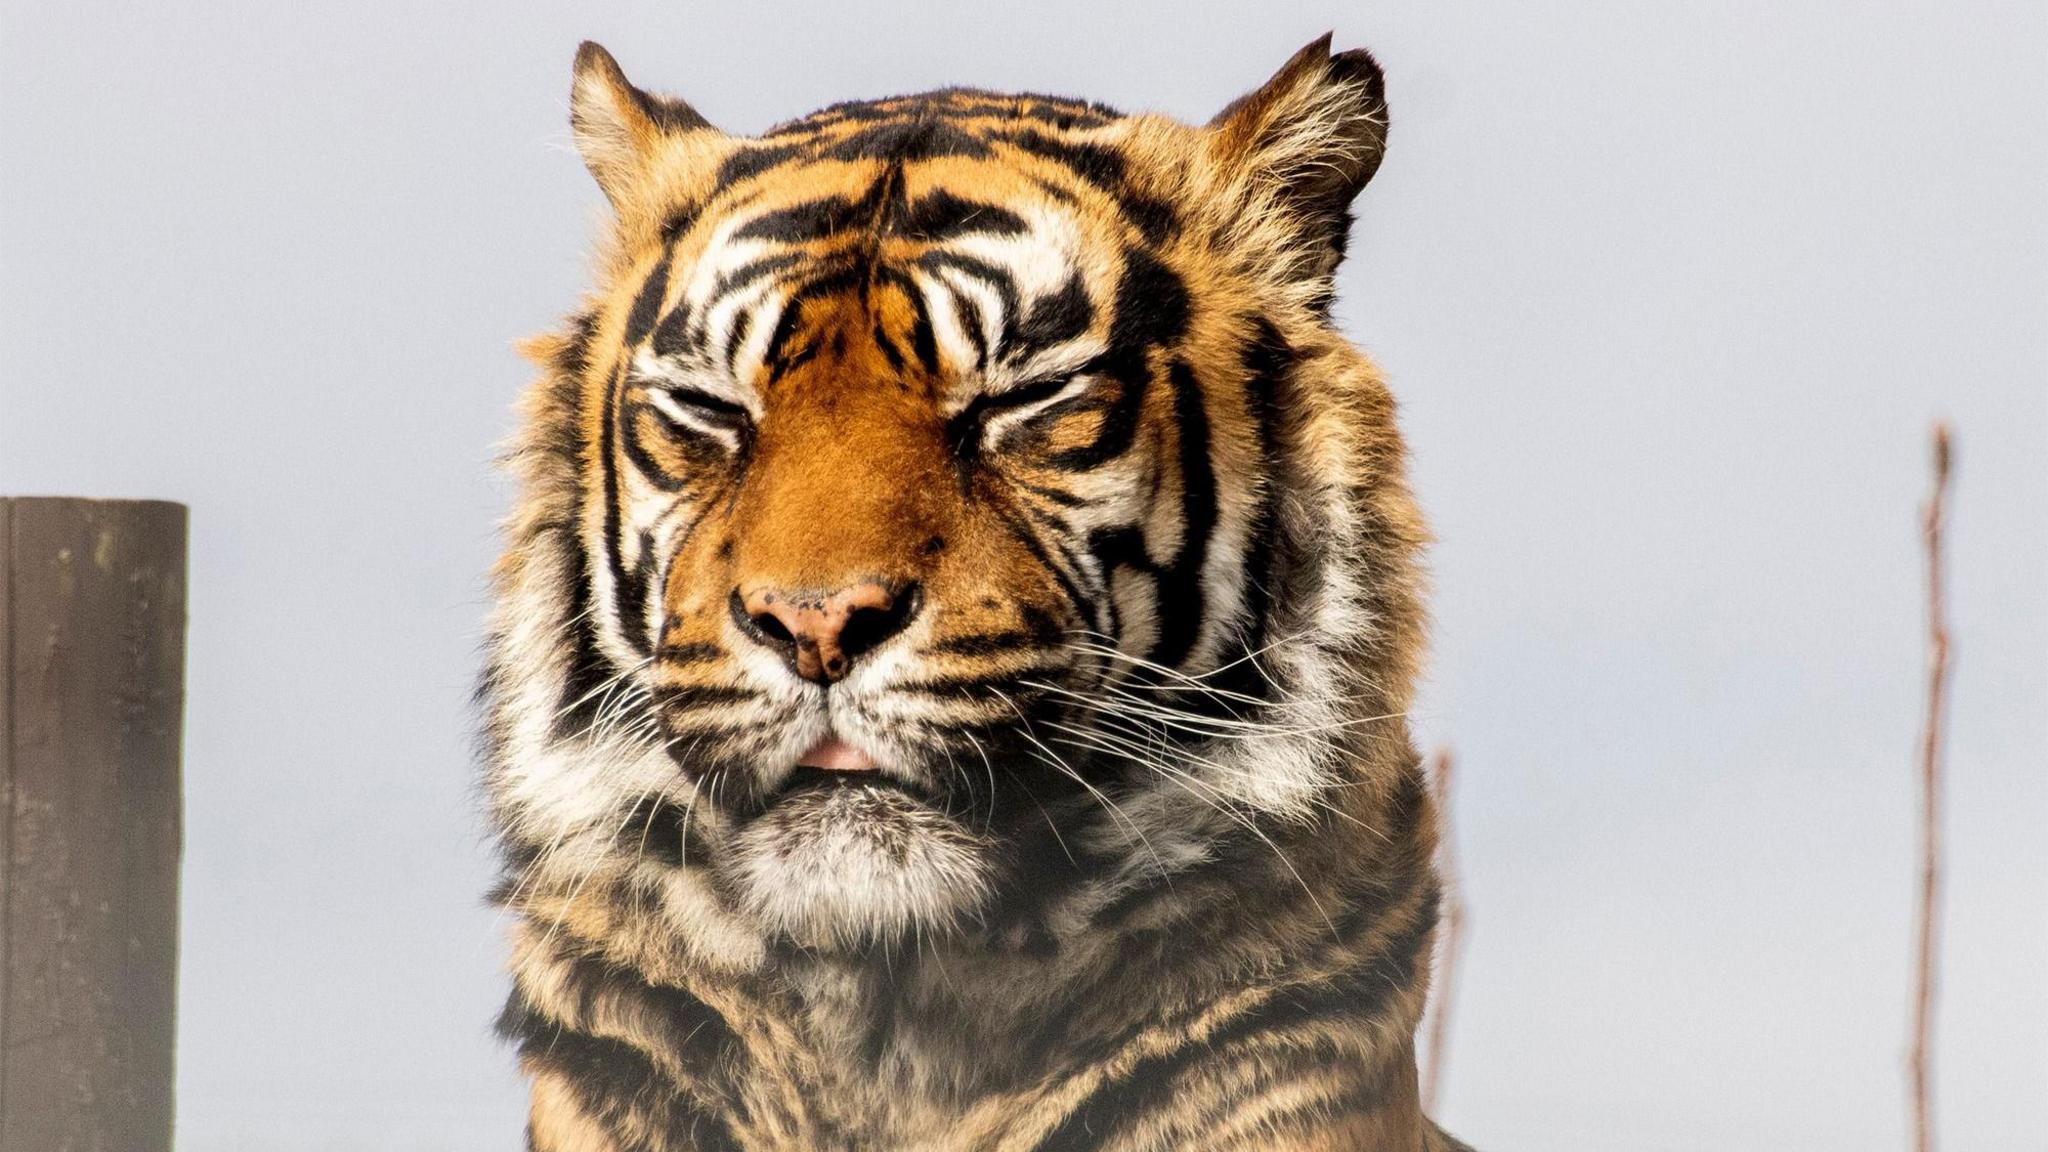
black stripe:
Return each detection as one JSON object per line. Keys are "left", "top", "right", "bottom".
{"left": 1031, "top": 1040, "right": 1198, "bottom": 1152}
{"left": 926, "top": 604, "right": 1062, "bottom": 657}
{"left": 533, "top": 317, "right": 617, "bottom": 743}
{"left": 1210, "top": 905, "right": 1437, "bottom": 1051}
{"left": 819, "top": 115, "right": 994, "bottom": 162}
{"left": 765, "top": 90, "right": 1122, "bottom": 138}
{"left": 723, "top": 306, "right": 755, "bottom": 368}
{"left": 1207, "top": 321, "right": 1292, "bottom": 704}
{"left": 498, "top": 957, "right": 739, "bottom": 1072}
{"left": 871, "top": 318, "right": 907, "bottom": 373}
{"left": 1017, "top": 495, "right": 1111, "bottom": 611}
{"left": 634, "top": 91, "right": 712, "bottom": 135}
{"left": 897, "top": 188, "right": 1028, "bottom": 240}
{"left": 986, "top": 495, "right": 1095, "bottom": 631}
{"left": 1029, "top": 176, "right": 1081, "bottom": 207}
{"left": 648, "top": 304, "right": 701, "bottom": 360}
{"left": 1011, "top": 99, "right": 1118, "bottom": 129}
{"left": 714, "top": 142, "right": 805, "bottom": 190}
{"left": 1115, "top": 194, "right": 1178, "bottom": 249}
{"left": 549, "top": 554, "right": 614, "bottom": 742}
{"left": 524, "top": 1029, "right": 686, "bottom": 1146}
{"left": 643, "top": 252, "right": 795, "bottom": 371}
{"left": 1017, "top": 497, "right": 1109, "bottom": 610}
{"left": 1084, "top": 521, "right": 1147, "bottom": 581}
{"left": 623, "top": 251, "right": 675, "bottom": 348}
{"left": 1107, "top": 245, "right": 1188, "bottom": 351}
{"left": 944, "top": 279, "right": 989, "bottom": 371}
{"left": 652, "top": 683, "right": 759, "bottom": 711}
{"left": 894, "top": 671, "right": 1059, "bottom": 697}
{"left": 619, "top": 530, "right": 657, "bottom": 654}
{"left": 923, "top": 632, "right": 1040, "bottom": 657}
{"left": 999, "top": 129, "right": 1178, "bottom": 245}
{"left": 759, "top": 294, "right": 810, "bottom": 375}
{"left": 890, "top": 270, "right": 943, "bottom": 377}
{"left": 616, "top": 796, "right": 690, "bottom": 866}
{"left": 759, "top": 263, "right": 871, "bottom": 375}
{"left": 597, "top": 362, "right": 636, "bottom": 660}
{"left": 711, "top": 251, "right": 804, "bottom": 299}
{"left": 1003, "top": 271, "right": 1093, "bottom": 364}
{"left": 657, "top": 642, "right": 724, "bottom": 667}
{"left": 497, "top": 982, "right": 741, "bottom": 1152}
{"left": 853, "top": 160, "right": 911, "bottom": 278}
{"left": 1218, "top": 1061, "right": 1396, "bottom": 1138}
{"left": 732, "top": 165, "right": 905, "bottom": 249}
{"left": 916, "top": 251, "right": 1022, "bottom": 346}
{"left": 659, "top": 201, "right": 703, "bottom": 245}
{"left": 764, "top": 96, "right": 905, "bottom": 134}
{"left": 931, "top": 94, "right": 1120, "bottom": 126}
{"left": 1011, "top": 476, "right": 1089, "bottom": 508}
{"left": 1144, "top": 360, "right": 1216, "bottom": 669}
{"left": 868, "top": 267, "right": 933, "bottom": 371}
{"left": 732, "top": 194, "right": 866, "bottom": 244}
{"left": 1033, "top": 903, "right": 1429, "bottom": 1152}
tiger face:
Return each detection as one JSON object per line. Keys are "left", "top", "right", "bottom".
{"left": 487, "top": 39, "right": 1412, "bottom": 954}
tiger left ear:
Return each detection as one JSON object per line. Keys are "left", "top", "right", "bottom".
{"left": 1208, "top": 34, "right": 1389, "bottom": 285}
{"left": 569, "top": 41, "right": 720, "bottom": 213}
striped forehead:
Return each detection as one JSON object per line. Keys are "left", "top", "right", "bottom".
{"left": 638, "top": 155, "right": 1117, "bottom": 404}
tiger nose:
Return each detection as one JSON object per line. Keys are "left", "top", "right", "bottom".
{"left": 732, "top": 581, "right": 922, "bottom": 683}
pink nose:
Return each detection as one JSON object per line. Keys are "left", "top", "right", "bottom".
{"left": 734, "top": 581, "right": 920, "bottom": 683}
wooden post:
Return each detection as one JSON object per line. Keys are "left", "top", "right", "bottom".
{"left": 1, "top": 498, "right": 186, "bottom": 1152}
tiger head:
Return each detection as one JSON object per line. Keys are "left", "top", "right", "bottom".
{"left": 485, "top": 38, "right": 1425, "bottom": 955}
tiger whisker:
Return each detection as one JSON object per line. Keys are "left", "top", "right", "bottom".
{"left": 1042, "top": 726, "right": 1337, "bottom": 933}
{"left": 1058, "top": 631, "right": 1396, "bottom": 706}
{"left": 1035, "top": 648, "right": 1357, "bottom": 714}
{"left": 549, "top": 654, "right": 656, "bottom": 723}
{"left": 531, "top": 772, "right": 670, "bottom": 961}
{"left": 1042, "top": 717, "right": 1389, "bottom": 842}
{"left": 1022, "top": 678, "right": 1404, "bottom": 742}
{"left": 987, "top": 687, "right": 1166, "bottom": 878}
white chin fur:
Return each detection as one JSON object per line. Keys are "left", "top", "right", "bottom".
{"left": 726, "top": 785, "right": 994, "bottom": 950}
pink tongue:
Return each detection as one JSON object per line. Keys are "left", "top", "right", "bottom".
{"left": 797, "top": 737, "right": 877, "bottom": 773}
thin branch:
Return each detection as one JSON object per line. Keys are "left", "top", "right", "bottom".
{"left": 1910, "top": 421, "right": 1954, "bottom": 1152}
{"left": 1422, "top": 745, "right": 1466, "bottom": 1114}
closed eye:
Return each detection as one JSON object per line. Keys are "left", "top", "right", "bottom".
{"left": 947, "top": 375, "right": 1093, "bottom": 452}
{"left": 642, "top": 382, "right": 751, "bottom": 429}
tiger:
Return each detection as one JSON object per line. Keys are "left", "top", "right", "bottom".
{"left": 482, "top": 32, "right": 1469, "bottom": 1152}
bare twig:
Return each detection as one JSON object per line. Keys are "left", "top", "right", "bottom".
{"left": 1422, "top": 745, "right": 1466, "bottom": 1113}
{"left": 1910, "top": 422, "right": 1953, "bottom": 1152}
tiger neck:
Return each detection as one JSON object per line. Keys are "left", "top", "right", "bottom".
{"left": 523, "top": 764, "right": 1436, "bottom": 1096}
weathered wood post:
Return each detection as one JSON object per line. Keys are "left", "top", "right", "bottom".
{"left": 0, "top": 498, "right": 186, "bottom": 1152}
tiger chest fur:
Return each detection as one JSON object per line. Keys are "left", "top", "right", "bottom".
{"left": 482, "top": 33, "right": 1470, "bottom": 1152}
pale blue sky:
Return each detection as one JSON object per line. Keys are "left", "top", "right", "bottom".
{"left": 3, "top": 1, "right": 2042, "bottom": 1148}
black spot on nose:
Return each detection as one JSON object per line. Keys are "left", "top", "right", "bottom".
{"left": 732, "top": 582, "right": 924, "bottom": 683}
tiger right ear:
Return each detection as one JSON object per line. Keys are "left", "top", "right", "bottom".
{"left": 1207, "top": 35, "right": 1390, "bottom": 290}
{"left": 569, "top": 42, "right": 720, "bottom": 212}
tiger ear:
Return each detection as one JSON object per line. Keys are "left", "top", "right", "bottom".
{"left": 570, "top": 41, "right": 720, "bottom": 212}
{"left": 1208, "top": 35, "right": 1389, "bottom": 288}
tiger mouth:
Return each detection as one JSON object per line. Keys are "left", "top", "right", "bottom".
{"left": 772, "top": 737, "right": 934, "bottom": 804}
{"left": 796, "top": 735, "right": 878, "bottom": 773}
{"left": 776, "top": 764, "right": 927, "bottom": 800}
